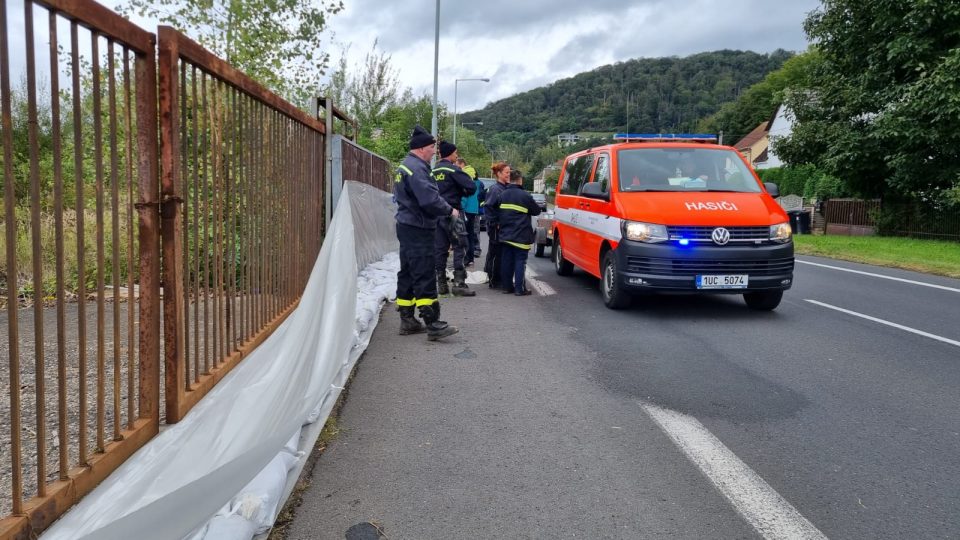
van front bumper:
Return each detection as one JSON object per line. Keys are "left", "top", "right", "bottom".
{"left": 615, "top": 240, "right": 794, "bottom": 293}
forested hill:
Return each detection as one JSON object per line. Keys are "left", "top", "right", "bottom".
{"left": 461, "top": 49, "right": 792, "bottom": 152}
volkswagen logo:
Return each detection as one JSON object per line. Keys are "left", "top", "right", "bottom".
{"left": 711, "top": 227, "right": 730, "bottom": 245}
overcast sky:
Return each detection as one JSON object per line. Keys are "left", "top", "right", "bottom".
{"left": 324, "top": 0, "right": 821, "bottom": 113}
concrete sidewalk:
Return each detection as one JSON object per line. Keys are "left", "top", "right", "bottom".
{"left": 283, "top": 274, "right": 751, "bottom": 539}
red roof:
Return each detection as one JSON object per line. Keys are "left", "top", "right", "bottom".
{"left": 733, "top": 121, "right": 769, "bottom": 151}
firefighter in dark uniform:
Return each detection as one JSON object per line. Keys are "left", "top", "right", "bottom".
{"left": 394, "top": 125, "right": 459, "bottom": 340}
{"left": 486, "top": 170, "right": 541, "bottom": 295}
{"left": 432, "top": 141, "right": 477, "bottom": 297}
{"left": 483, "top": 161, "right": 511, "bottom": 289}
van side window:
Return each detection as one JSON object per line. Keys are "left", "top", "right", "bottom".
{"left": 560, "top": 157, "right": 579, "bottom": 195}
{"left": 593, "top": 154, "right": 610, "bottom": 193}
{"left": 562, "top": 155, "right": 588, "bottom": 195}
{"left": 563, "top": 154, "right": 593, "bottom": 195}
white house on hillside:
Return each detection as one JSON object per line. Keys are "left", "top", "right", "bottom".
{"left": 762, "top": 104, "right": 795, "bottom": 169}
{"left": 732, "top": 104, "right": 795, "bottom": 170}
{"left": 556, "top": 133, "right": 581, "bottom": 147}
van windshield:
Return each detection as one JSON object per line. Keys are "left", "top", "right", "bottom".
{"left": 617, "top": 148, "right": 761, "bottom": 193}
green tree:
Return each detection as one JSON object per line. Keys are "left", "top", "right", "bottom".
{"left": 347, "top": 40, "right": 401, "bottom": 131}
{"left": 461, "top": 50, "right": 791, "bottom": 167}
{"left": 699, "top": 51, "right": 821, "bottom": 144}
{"left": 118, "top": 0, "right": 343, "bottom": 105}
{"left": 775, "top": 0, "right": 960, "bottom": 202}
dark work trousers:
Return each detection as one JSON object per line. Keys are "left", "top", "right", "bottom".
{"left": 464, "top": 213, "right": 478, "bottom": 264}
{"left": 396, "top": 222, "right": 438, "bottom": 305}
{"left": 483, "top": 226, "right": 502, "bottom": 287}
{"left": 435, "top": 216, "right": 466, "bottom": 273}
{"left": 500, "top": 244, "right": 529, "bottom": 293}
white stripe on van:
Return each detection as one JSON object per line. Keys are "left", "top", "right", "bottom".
{"left": 553, "top": 207, "right": 623, "bottom": 242}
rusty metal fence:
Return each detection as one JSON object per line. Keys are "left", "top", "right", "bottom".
{"left": 823, "top": 198, "right": 960, "bottom": 240}
{"left": 874, "top": 202, "right": 960, "bottom": 241}
{"left": 824, "top": 198, "right": 881, "bottom": 236}
{"left": 339, "top": 136, "right": 391, "bottom": 192}
{"left": 156, "top": 27, "right": 325, "bottom": 423}
{"left": 1, "top": 0, "right": 161, "bottom": 536}
{"left": 0, "top": 0, "right": 350, "bottom": 534}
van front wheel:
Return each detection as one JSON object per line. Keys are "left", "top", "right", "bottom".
{"left": 601, "top": 251, "right": 632, "bottom": 309}
{"left": 553, "top": 232, "right": 573, "bottom": 276}
{"left": 743, "top": 290, "right": 783, "bottom": 311}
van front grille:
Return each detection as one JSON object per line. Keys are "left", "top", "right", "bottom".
{"left": 666, "top": 225, "right": 770, "bottom": 243}
{"left": 625, "top": 256, "right": 795, "bottom": 276}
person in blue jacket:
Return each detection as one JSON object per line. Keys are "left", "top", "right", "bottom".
{"left": 394, "top": 125, "right": 459, "bottom": 340}
{"left": 457, "top": 157, "right": 482, "bottom": 267}
{"left": 485, "top": 170, "right": 541, "bottom": 295}
{"left": 432, "top": 142, "right": 476, "bottom": 297}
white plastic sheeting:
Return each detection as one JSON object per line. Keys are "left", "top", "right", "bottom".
{"left": 449, "top": 268, "right": 489, "bottom": 285}
{"left": 43, "top": 181, "right": 400, "bottom": 540}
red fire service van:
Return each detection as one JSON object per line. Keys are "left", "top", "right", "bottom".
{"left": 552, "top": 134, "right": 794, "bottom": 310}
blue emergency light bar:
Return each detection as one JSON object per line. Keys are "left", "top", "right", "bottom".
{"left": 613, "top": 133, "right": 719, "bottom": 143}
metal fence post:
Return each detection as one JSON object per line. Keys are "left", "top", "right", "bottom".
{"left": 324, "top": 97, "right": 333, "bottom": 231}
{"left": 158, "top": 27, "right": 187, "bottom": 422}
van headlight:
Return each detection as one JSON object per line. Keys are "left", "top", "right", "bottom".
{"left": 622, "top": 221, "right": 668, "bottom": 243}
{"left": 770, "top": 222, "right": 792, "bottom": 243}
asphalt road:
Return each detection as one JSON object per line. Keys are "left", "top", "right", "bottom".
{"left": 288, "top": 241, "right": 960, "bottom": 539}
{"left": 524, "top": 249, "right": 960, "bottom": 539}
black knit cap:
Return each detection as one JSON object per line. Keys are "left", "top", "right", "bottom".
{"left": 438, "top": 141, "right": 457, "bottom": 158}
{"left": 408, "top": 125, "right": 436, "bottom": 149}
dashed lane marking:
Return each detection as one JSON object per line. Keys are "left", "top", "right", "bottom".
{"left": 641, "top": 402, "right": 828, "bottom": 540}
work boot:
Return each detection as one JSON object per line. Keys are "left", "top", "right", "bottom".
{"left": 398, "top": 306, "right": 425, "bottom": 335}
{"left": 451, "top": 269, "right": 476, "bottom": 297}
{"left": 437, "top": 274, "right": 450, "bottom": 295}
{"left": 419, "top": 303, "right": 459, "bottom": 341}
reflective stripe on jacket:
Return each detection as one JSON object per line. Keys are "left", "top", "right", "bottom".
{"left": 394, "top": 153, "right": 452, "bottom": 229}
{"left": 487, "top": 183, "right": 541, "bottom": 247}
{"left": 432, "top": 159, "right": 476, "bottom": 210}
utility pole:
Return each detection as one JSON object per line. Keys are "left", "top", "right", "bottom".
{"left": 431, "top": 0, "right": 440, "bottom": 140}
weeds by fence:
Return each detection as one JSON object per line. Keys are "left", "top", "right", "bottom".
{"left": 1, "top": 0, "right": 395, "bottom": 533}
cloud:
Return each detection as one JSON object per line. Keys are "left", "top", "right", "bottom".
{"left": 70, "top": 0, "right": 817, "bottom": 115}
{"left": 547, "top": 30, "right": 608, "bottom": 73}
{"left": 324, "top": 0, "right": 819, "bottom": 113}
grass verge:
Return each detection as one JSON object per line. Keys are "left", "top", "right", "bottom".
{"left": 793, "top": 235, "right": 960, "bottom": 278}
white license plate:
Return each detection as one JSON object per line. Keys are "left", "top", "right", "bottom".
{"left": 696, "top": 274, "right": 749, "bottom": 289}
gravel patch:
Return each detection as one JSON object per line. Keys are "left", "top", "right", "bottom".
{"left": 0, "top": 298, "right": 140, "bottom": 517}
{"left": 2, "top": 292, "right": 285, "bottom": 518}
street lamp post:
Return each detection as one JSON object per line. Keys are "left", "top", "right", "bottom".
{"left": 453, "top": 77, "right": 489, "bottom": 144}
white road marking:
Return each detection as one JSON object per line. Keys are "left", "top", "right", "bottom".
{"left": 524, "top": 268, "right": 556, "bottom": 296}
{"left": 796, "top": 259, "right": 960, "bottom": 293}
{"left": 805, "top": 299, "right": 960, "bottom": 348}
{"left": 641, "top": 402, "right": 827, "bottom": 540}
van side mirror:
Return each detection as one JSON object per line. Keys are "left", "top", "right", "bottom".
{"left": 580, "top": 182, "right": 609, "bottom": 201}
{"left": 763, "top": 182, "right": 780, "bottom": 198}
